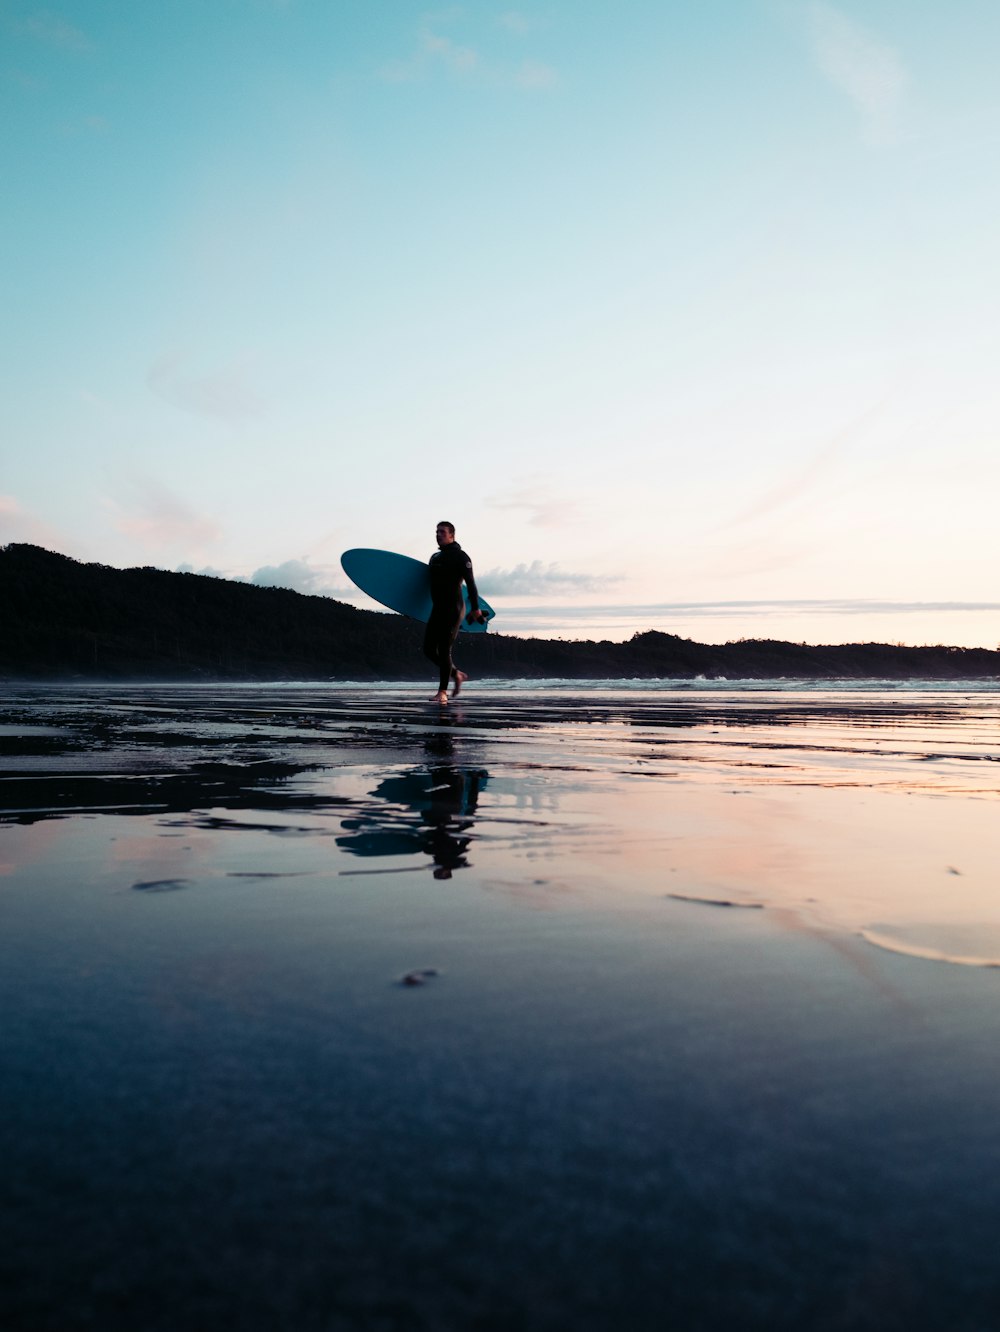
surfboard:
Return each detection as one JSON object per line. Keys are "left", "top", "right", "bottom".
{"left": 340, "top": 548, "right": 495, "bottom": 633}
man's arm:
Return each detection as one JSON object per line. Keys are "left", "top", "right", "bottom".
{"left": 463, "top": 554, "right": 485, "bottom": 623}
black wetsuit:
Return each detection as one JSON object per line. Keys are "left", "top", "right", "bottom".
{"left": 423, "top": 542, "right": 480, "bottom": 692}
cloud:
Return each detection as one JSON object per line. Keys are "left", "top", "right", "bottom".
{"left": 421, "top": 25, "right": 479, "bottom": 73}
{"left": 177, "top": 556, "right": 356, "bottom": 599}
{"left": 175, "top": 563, "right": 237, "bottom": 580}
{"left": 106, "top": 481, "right": 221, "bottom": 551}
{"left": 491, "top": 598, "right": 1000, "bottom": 644}
{"left": 380, "top": 11, "right": 556, "bottom": 90}
{"left": 486, "top": 481, "right": 580, "bottom": 527}
{"left": 514, "top": 60, "right": 558, "bottom": 90}
{"left": 0, "top": 493, "right": 73, "bottom": 549}
{"left": 6, "top": 68, "right": 48, "bottom": 90}
{"left": 504, "top": 599, "right": 1000, "bottom": 620}
{"left": 147, "top": 351, "right": 266, "bottom": 423}
{"left": 379, "top": 59, "right": 420, "bottom": 84}
{"left": 14, "top": 11, "right": 93, "bottom": 53}
{"left": 498, "top": 11, "right": 534, "bottom": 36}
{"left": 722, "top": 405, "right": 881, "bottom": 529}
{"left": 479, "top": 560, "right": 621, "bottom": 597}
{"left": 381, "top": 13, "right": 479, "bottom": 82}
{"left": 249, "top": 558, "right": 350, "bottom": 597}
{"left": 59, "top": 113, "right": 109, "bottom": 138}
{"left": 806, "top": 2, "right": 908, "bottom": 144}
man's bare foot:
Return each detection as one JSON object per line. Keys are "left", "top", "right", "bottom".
{"left": 432, "top": 690, "right": 449, "bottom": 705}
{"left": 452, "top": 670, "right": 468, "bottom": 698}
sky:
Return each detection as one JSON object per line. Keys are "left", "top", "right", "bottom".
{"left": 3, "top": 0, "right": 999, "bottom": 647}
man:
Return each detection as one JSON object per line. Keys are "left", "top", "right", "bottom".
{"left": 424, "top": 521, "right": 485, "bottom": 705}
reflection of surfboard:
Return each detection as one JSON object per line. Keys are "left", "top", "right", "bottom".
{"left": 340, "top": 548, "right": 495, "bottom": 633}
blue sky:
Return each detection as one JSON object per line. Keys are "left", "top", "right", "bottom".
{"left": 3, "top": 0, "right": 999, "bottom": 646}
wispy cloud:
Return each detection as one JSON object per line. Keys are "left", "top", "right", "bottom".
{"left": 498, "top": 11, "right": 534, "bottom": 36}
{"left": 721, "top": 404, "right": 882, "bottom": 529}
{"left": 805, "top": 2, "right": 908, "bottom": 144}
{"left": 0, "top": 494, "right": 70, "bottom": 549}
{"left": 514, "top": 60, "right": 557, "bottom": 89}
{"left": 479, "top": 560, "right": 621, "bottom": 597}
{"left": 421, "top": 24, "right": 479, "bottom": 74}
{"left": 14, "top": 11, "right": 93, "bottom": 53}
{"left": 147, "top": 351, "right": 266, "bottom": 423}
{"left": 6, "top": 68, "right": 48, "bottom": 90}
{"left": 105, "top": 481, "right": 221, "bottom": 552}
{"left": 380, "top": 12, "right": 479, "bottom": 83}
{"left": 467, "top": 596, "right": 1000, "bottom": 644}
{"left": 506, "top": 599, "right": 1000, "bottom": 620}
{"left": 59, "top": 113, "right": 109, "bottom": 138}
{"left": 380, "top": 10, "right": 556, "bottom": 89}
{"left": 699, "top": 534, "right": 815, "bottom": 581}
{"left": 486, "top": 480, "right": 579, "bottom": 527}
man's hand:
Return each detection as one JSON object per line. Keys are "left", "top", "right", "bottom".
{"left": 467, "top": 608, "right": 486, "bottom": 625}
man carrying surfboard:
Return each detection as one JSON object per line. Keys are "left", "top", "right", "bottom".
{"left": 426, "top": 521, "right": 485, "bottom": 704}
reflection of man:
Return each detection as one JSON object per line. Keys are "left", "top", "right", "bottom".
{"left": 424, "top": 521, "right": 485, "bottom": 706}
{"left": 424, "top": 766, "right": 484, "bottom": 878}
{"left": 334, "top": 765, "right": 487, "bottom": 879}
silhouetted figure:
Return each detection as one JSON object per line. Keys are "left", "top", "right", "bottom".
{"left": 423, "top": 521, "right": 484, "bottom": 705}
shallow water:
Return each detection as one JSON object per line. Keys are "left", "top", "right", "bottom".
{"left": 3, "top": 682, "right": 998, "bottom": 964}
{"left": 3, "top": 682, "right": 1000, "bottom": 1329}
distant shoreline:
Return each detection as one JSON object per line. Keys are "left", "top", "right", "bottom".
{"left": 4, "top": 544, "right": 999, "bottom": 683}
{"left": 4, "top": 676, "right": 1000, "bottom": 690}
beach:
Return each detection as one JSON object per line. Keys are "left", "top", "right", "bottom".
{"left": 3, "top": 681, "right": 1000, "bottom": 1330}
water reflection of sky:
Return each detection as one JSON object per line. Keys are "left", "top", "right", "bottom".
{"left": 1, "top": 684, "right": 999, "bottom": 963}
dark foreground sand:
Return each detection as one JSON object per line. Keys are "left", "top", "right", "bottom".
{"left": 2, "top": 683, "right": 1000, "bottom": 1331}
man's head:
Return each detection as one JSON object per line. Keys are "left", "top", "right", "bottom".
{"left": 435, "top": 521, "right": 455, "bottom": 547}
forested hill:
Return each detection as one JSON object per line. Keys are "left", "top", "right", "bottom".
{"left": 2, "top": 543, "right": 998, "bottom": 682}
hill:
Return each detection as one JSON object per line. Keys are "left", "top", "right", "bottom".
{"left": 1, "top": 544, "right": 997, "bottom": 681}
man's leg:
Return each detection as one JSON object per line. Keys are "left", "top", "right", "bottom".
{"left": 424, "top": 613, "right": 458, "bottom": 700}
{"left": 423, "top": 619, "right": 441, "bottom": 675}
{"left": 439, "top": 615, "right": 462, "bottom": 693}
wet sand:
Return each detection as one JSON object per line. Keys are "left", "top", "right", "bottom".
{"left": 2, "top": 683, "right": 1000, "bottom": 1330}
